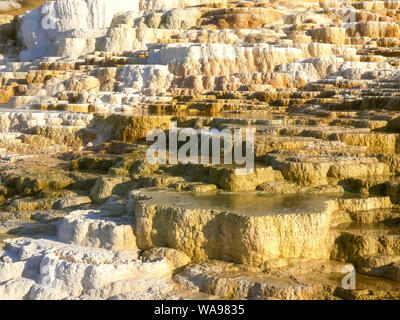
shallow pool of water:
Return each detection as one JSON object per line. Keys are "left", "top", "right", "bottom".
{"left": 142, "top": 189, "right": 334, "bottom": 216}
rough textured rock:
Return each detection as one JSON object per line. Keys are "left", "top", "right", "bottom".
{"left": 89, "top": 176, "right": 132, "bottom": 204}
{"left": 18, "top": 0, "right": 140, "bottom": 61}
{"left": 57, "top": 210, "right": 137, "bottom": 251}
{"left": 133, "top": 189, "right": 337, "bottom": 265}
{"left": 0, "top": 236, "right": 193, "bottom": 299}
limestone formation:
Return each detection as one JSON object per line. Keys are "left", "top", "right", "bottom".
{"left": 0, "top": 0, "right": 400, "bottom": 300}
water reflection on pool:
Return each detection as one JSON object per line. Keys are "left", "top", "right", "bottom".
{"left": 142, "top": 188, "right": 336, "bottom": 216}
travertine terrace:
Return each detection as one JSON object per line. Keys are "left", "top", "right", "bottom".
{"left": 1, "top": 0, "right": 400, "bottom": 300}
